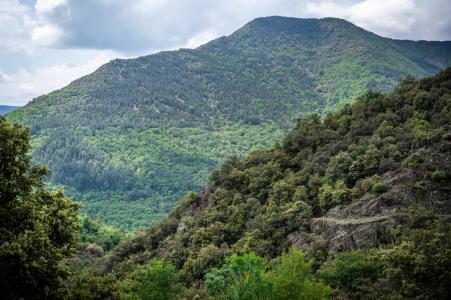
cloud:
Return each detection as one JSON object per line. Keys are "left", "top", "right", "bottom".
{"left": 35, "top": 0, "right": 66, "bottom": 15}
{"left": 0, "top": 0, "right": 36, "bottom": 54}
{"left": 0, "top": 0, "right": 450, "bottom": 105}
{"left": 32, "top": 24, "right": 63, "bottom": 46}
{"left": 4, "top": 0, "right": 451, "bottom": 55}
{"left": 303, "top": 0, "right": 451, "bottom": 40}
{"left": 19, "top": 0, "right": 306, "bottom": 53}
{"left": 0, "top": 50, "right": 118, "bottom": 105}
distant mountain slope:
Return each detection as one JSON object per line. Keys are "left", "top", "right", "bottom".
{"left": 104, "top": 68, "right": 451, "bottom": 292}
{"left": 0, "top": 105, "right": 20, "bottom": 115}
{"left": 9, "top": 17, "right": 451, "bottom": 229}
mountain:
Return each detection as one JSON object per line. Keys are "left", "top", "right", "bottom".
{"left": 0, "top": 105, "right": 20, "bottom": 115}
{"left": 8, "top": 17, "right": 451, "bottom": 229}
{"left": 102, "top": 68, "right": 451, "bottom": 298}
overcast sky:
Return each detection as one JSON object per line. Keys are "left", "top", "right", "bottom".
{"left": 1, "top": 0, "right": 450, "bottom": 106}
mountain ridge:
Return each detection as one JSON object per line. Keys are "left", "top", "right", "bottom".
{"left": 9, "top": 16, "right": 451, "bottom": 229}
{"left": 97, "top": 68, "right": 451, "bottom": 299}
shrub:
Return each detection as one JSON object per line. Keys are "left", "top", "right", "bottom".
{"left": 431, "top": 170, "right": 448, "bottom": 182}
{"left": 125, "top": 259, "right": 183, "bottom": 300}
{"left": 319, "top": 251, "right": 383, "bottom": 297}
{"left": 269, "top": 248, "right": 331, "bottom": 300}
{"left": 371, "top": 182, "right": 388, "bottom": 195}
{"left": 205, "top": 253, "right": 271, "bottom": 300}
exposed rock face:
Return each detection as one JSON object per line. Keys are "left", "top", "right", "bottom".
{"left": 311, "top": 215, "right": 397, "bottom": 252}
{"left": 297, "top": 146, "right": 451, "bottom": 253}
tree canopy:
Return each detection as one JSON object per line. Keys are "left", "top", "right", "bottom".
{"left": 0, "top": 117, "right": 79, "bottom": 299}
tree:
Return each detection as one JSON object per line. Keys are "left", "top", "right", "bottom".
{"left": 325, "top": 151, "right": 353, "bottom": 183}
{"left": 319, "top": 251, "right": 383, "bottom": 298}
{"left": 269, "top": 248, "right": 331, "bottom": 300}
{"left": 205, "top": 253, "right": 272, "bottom": 300}
{"left": 319, "top": 180, "right": 351, "bottom": 211}
{"left": 377, "top": 213, "right": 451, "bottom": 299}
{"left": 0, "top": 117, "right": 80, "bottom": 299}
{"left": 126, "top": 259, "right": 183, "bottom": 300}
{"left": 66, "top": 269, "right": 122, "bottom": 300}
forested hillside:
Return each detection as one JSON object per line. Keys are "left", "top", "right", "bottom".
{"left": 95, "top": 68, "right": 451, "bottom": 299}
{"left": 1, "top": 68, "right": 450, "bottom": 299}
{"left": 9, "top": 16, "right": 451, "bottom": 229}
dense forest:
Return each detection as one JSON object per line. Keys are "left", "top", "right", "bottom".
{"left": 96, "top": 67, "right": 451, "bottom": 299}
{"left": 1, "top": 68, "right": 449, "bottom": 299}
{"left": 8, "top": 17, "right": 451, "bottom": 229}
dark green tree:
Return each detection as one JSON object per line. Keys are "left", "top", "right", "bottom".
{"left": 126, "top": 258, "right": 183, "bottom": 300}
{"left": 0, "top": 117, "right": 80, "bottom": 299}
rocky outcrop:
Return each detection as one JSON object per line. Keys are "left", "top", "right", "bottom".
{"left": 299, "top": 146, "right": 451, "bottom": 253}
{"left": 310, "top": 215, "right": 397, "bottom": 252}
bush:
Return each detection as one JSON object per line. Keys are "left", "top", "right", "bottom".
{"left": 125, "top": 259, "right": 183, "bottom": 300}
{"left": 319, "top": 251, "right": 383, "bottom": 297}
{"left": 66, "top": 269, "right": 122, "bottom": 300}
{"left": 269, "top": 248, "right": 331, "bottom": 300}
{"left": 319, "top": 181, "right": 351, "bottom": 211}
{"left": 205, "top": 253, "right": 271, "bottom": 300}
{"left": 431, "top": 170, "right": 449, "bottom": 182}
{"left": 377, "top": 215, "right": 451, "bottom": 299}
{"left": 371, "top": 182, "right": 388, "bottom": 195}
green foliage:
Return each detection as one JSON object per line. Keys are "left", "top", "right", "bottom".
{"left": 66, "top": 269, "right": 122, "bottom": 300}
{"left": 205, "top": 253, "right": 272, "bottom": 300}
{"left": 182, "top": 244, "right": 224, "bottom": 282}
{"left": 79, "top": 215, "right": 126, "bottom": 251}
{"left": 377, "top": 213, "right": 451, "bottom": 299}
{"left": 318, "top": 212, "right": 451, "bottom": 299}
{"left": 319, "top": 180, "right": 351, "bottom": 211}
{"left": 0, "top": 117, "right": 80, "bottom": 299}
{"left": 105, "top": 68, "right": 451, "bottom": 293}
{"left": 326, "top": 151, "right": 353, "bottom": 183}
{"left": 9, "top": 17, "right": 451, "bottom": 229}
{"left": 371, "top": 181, "right": 388, "bottom": 195}
{"left": 125, "top": 259, "right": 184, "bottom": 300}
{"left": 319, "top": 251, "right": 383, "bottom": 297}
{"left": 431, "top": 170, "right": 449, "bottom": 182}
{"left": 205, "top": 250, "right": 331, "bottom": 300}
{"left": 269, "top": 248, "right": 331, "bottom": 300}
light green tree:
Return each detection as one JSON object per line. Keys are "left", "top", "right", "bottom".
{"left": 205, "top": 253, "right": 272, "bottom": 300}
{"left": 269, "top": 248, "right": 331, "bottom": 300}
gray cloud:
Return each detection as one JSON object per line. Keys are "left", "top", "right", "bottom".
{"left": 31, "top": 0, "right": 301, "bottom": 53}
{"left": 29, "top": 0, "right": 451, "bottom": 54}
{"left": 7, "top": 0, "right": 451, "bottom": 55}
{"left": 303, "top": 0, "right": 451, "bottom": 41}
{"left": 1, "top": 0, "right": 450, "bottom": 105}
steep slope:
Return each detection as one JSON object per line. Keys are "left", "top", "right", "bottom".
{"left": 9, "top": 17, "right": 451, "bottom": 229}
{"left": 104, "top": 68, "right": 451, "bottom": 288}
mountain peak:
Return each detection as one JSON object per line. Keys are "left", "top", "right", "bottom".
{"left": 237, "top": 16, "right": 355, "bottom": 34}
{"left": 9, "top": 16, "right": 451, "bottom": 230}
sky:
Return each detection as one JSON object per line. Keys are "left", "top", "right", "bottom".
{"left": 1, "top": 0, "right": 450, "bottom": 106}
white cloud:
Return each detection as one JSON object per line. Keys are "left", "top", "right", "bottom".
{"left": 32, "top": 24, "right": 63, "bottom": 46}
{"left": 0, "top": 0, "right": 450, "bottom": 105}
{"left": 0, "top": 50, "right": 119, "bottom": 105}
{"left": 183, "top": 30, "right": 221, "bottom": 49}
{"left": 303, "top": 0, "right": 451, "bottom": 40}
{"left": 0, "top": 0, "right": 36, "bottom": 54}
{"left": 35, "top": 0, "right": 67, "bottom": 15}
